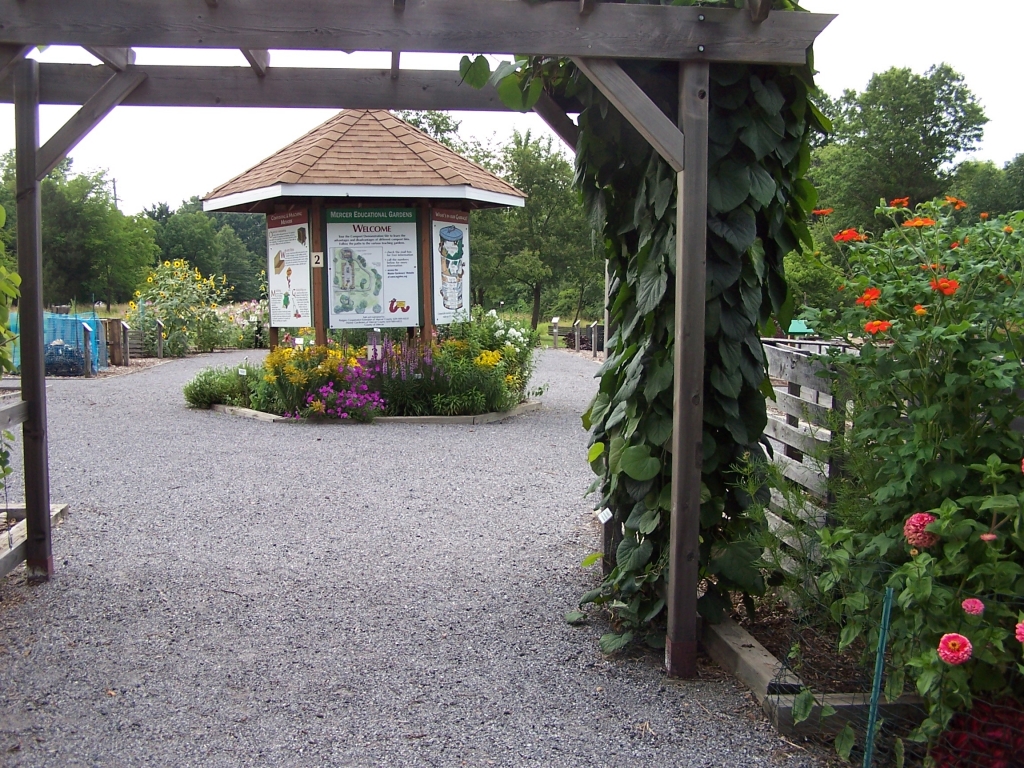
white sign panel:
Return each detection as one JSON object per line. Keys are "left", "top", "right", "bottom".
{"left": 325, "top": 208, "right": 420, "bottom": 328}
{"left": 266, "top": 210, "right": 312, "bottom": 328}
{"left": 432, "top": 209, "right": 470, "bottom": 325}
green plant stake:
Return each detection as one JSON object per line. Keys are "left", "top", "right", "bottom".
{"left": 863, "top": 586, "right": 894, "bottom": 768}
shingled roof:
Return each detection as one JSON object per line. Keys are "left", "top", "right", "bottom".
{"left": 203, "top": 109, "right": 525, "bottom": 211}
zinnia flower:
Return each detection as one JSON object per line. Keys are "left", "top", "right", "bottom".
{"left": 864, "top": 320, "right": 892, "bottom": 334}
{"left": 944, "top": 195, "right": 968, "bottom": 210}
{"left": 904, "top": 512, "right": 938, "bottom": 547}
{"left": 812, "top": 208, "right": 834, "bottom": 216}
{"left": 938, "top": 633, "right": 972, "bottom": 665}
{"left": 980, "top": 212, "right": 989, "bottom": 220}
{"left": 1006, "top": 226, "right": 1015, "bottom": 234}
{"left": 1016, "top": 623, "right": 1024, "bottom": 643}
{"left": 961, "top": 598, "right": 984, "bottom": 616}
{"left": 950, "top": 241, "right": 960, "bottom": 249}
{"left": 855, "top": 287, "right": 881, "bottom": 308}
{"left": 930, "top": 278, "right": 960, "bottom": 296}
{"left": 903, "top": 217, "right": 937, "bottom": 228}
{"left": 890, "top": 197, "right": 910, "bottom": 208}
{"left": 834, "top": 228, "right": 867, "bottom": 243}
{"left": 980, "top": 533, "right": 997, "bottom": 542}
{"left": 914, "top": 304, "right": 927, "bottom": 316}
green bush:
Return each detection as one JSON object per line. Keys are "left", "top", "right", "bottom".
{"left": 804, "top": 200, "right": 1024, "bottom": 744}
{"left": 183, "top": 363, "right": 260, "bottom": 408}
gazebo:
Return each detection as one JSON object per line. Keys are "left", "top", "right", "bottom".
{"left": 202, "top": 109, "right": 525, "bottom": 346}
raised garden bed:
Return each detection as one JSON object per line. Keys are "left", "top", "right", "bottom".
{"left": 209, "top": 401, "right": 542, "bottom": 425}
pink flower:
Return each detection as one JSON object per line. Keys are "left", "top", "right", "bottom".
{"left": 980, "top": 533, "right": 997, "bottom": 542}
{"left": 1016, "top": 623, "right": 1024, "bottom": 643}
{"left": 961, "top": 598, "right": 984, "bottom": 616}
{"left": 938, "top": 633, "right": 972, "bottom": 665}
{"left": 904, "top": 513, "right": 939, "bottom": 548}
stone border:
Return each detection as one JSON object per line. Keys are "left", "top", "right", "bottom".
{"left": 702, "top": 617, "right": 923, "bottom": 737}
{"left": 0, "top": 504, "right": 70, "bottom": 580}
{"left": 209, "top": 401, "right": 542, "bottom": 425}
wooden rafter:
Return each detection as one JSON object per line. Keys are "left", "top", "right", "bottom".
{"left": 533, "top": 91, "right": 579, "bottom": 150}
{"left": 36, "top": 69, "right": 147, "bottom": 179}
{"left": 240, "top": 48, "right": 270, "bottom": 77}
{"left": 0, "top": 43, "right": 32, "bottom": 82}
{"left": 0, "top": 63, "right": 510, "bottom": 111}
{"left": 0, "top": 1, "right": 834, "bottom": 64}
{"left": 579, "top": 0, "right": 599, "bottom": 15}
{"left": 572, "top": 57, "right": 685, "bottom": 173}
{"left": 83, "top": 46, "right": 135, "bottom": 71}
{"left": 746, "top": 0, "right": 772, "bottom": 23}
{"left": 391, "top": 51, "right": 401, "bottom": 80}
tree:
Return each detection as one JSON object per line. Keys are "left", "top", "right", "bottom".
{"left": 158, "top": 211, "right": 221, "bottom": 277}
{"left": 945, "top": 160, "right": 1014, "bottom": 216}
{"left": 89, "top": 214, "right": 160, "bottom": 307}
{"left": 1004, "top": 154, "right": 1024, "bottom": 213}
{"left": 811, "top": 64, "right": 987, "bottom": 231}
{"left": 215, "top": 224, "right": 258, "bottom": 300}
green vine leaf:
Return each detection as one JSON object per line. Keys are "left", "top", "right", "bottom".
{"left": 599, "top": 631, "right": 634, "bottom": 655}
{"left": 834, "top": 723, "right": 856, "bottom": 761}
{"left": 619, "top": 445, "right": 661, "bottom": 481}
{"left": 635, "top": 258, "right": 668, "bottom": 315}
{"left": 792, "top": 688, "right": 816, "bottom": 725}
{"left": 459, "top": 55, "right": 491, "bottom": 89}
{"left": 564, "top": 610, "right": 588, "bottom": 626}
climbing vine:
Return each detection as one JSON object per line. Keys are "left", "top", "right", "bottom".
{"left": 464, "top": 1, "right": 829, "bottom": 642}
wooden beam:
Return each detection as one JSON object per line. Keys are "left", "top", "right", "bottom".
{"left": 747, "top": 0, "right": 772, "bottom": 24}
{"left": 572, "top": 57, "right": 685, "bottom": 173}
{"left": 0, "top": 2, "right": 835, "bottom": 64}
{"left": 533, "top": 91, "right": 579, "bottom": 150}
{"left": 0, "top": 505, "right": 68, "bottom": 581}
{"left": 36, "top": 69, "right": 147, "bottom": 180}
{"left": 11, "top": 63, "right": 513, "bottom": 111}
{"left": 0, "top": 400, "right": 29, "bottom": 430}
{"left": 394, "top": 0, "right": 406, "bottom": 9}
{"left": 391, "top": 50, "right": 400, "bottom": 80}
{"left": 83, "top": 46, "right": 135, "bottom": 71}
{"left": 14, "top": 58, "right": 53, "bottom": 580}
{"left": 665, "top": 60, "right": 710, "bottom": 679}
{"left": 0, "top": 43, "right": 31, "bottom": 83}
{"left": 241, "top": 48, "right": 270, "bottom": 77}
{"left": 579, "top": 0, "right": 599, "bottom": 15}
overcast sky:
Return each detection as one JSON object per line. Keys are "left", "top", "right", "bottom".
{"left": 0, "top": 0, "right": 1018, "bottom": 215}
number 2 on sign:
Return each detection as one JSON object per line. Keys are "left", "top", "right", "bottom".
{"left": 311, "top": 252, "right": 324, "bottom": 268}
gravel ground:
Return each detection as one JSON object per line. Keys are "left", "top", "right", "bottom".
{"left": 0, "top": 349, "right": 823, "bottom": 767}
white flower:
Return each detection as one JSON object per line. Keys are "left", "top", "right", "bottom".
{"left": 487, "top": 309, "right": 498, "bottom": 317}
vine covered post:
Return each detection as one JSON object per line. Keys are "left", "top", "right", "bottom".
{"left": 666, "top": 60, "right": 710, "bottom": 678}
{"left": 14, "top": 58, "right": 53, "bottom": 579}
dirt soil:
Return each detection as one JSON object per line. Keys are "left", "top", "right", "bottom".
{"left": 736, "top": 599, "right": 872, "bottom": 694}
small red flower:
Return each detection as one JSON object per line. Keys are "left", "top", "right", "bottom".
{"left": 962, "top": 598, "right": 984, "bottom": 616}
{"left": 834, "top": 228, "right": 867, "bottom": 243}
{"left": 904, "top": 512, "right": 938, "bottom": 547}
{"left": 855, "top": 287, "right": 881, "bottom": 308}
{"left": 889, "top": 197, "right": 910, "bottom": 208}
{"left": 938, "top": 633, "right": 972, "bottom": 665}
{"left": 930, "top": 278, "right": 960, "bottom": 296}
{"left": 950, "top": 241, "right": 960, "bottom": 249}
{"left": 1006, "top": 226, "right": 1015, "bottom": 234}
{"left": 837, "top": 284, "right": 845, "bottom": 292}
{"left": 903, "top": 217, "right": 937, "bottom": 228}
{"left": 914, "top": 304, "right": 927, "bottom": 316}
{"left": 980, "top": 212, "right": 989, "bottom": 220}
{"left": 944, "top": 195, "right": 968, "bottom": 210}
{"left": 864, "top": 320, "right": 892, "bottom": 335}
{"left": 980, "top": 532, "right": 997, "bottom": 542}
{"left": 919, "top": 263, "right": 944, "bottom": 271}
{"left": 812, "top": 208, "right": 834, "bottom": 216}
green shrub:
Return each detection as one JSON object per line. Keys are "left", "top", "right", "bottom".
{"left": 183, "top": 363, "right": 260, "bottom": 408}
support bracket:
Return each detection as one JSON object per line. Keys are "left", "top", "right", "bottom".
{"left": 532, "top": 91, "right": 579, "bottom": 150}
{"left": 36, "top": 69, "right": 147, "bottom": 180}
{"left": 84, "top": 46, "right": 135, "bottom": 71}
{"left": 0, "top": 43, "right": 31, "bottom": 83}
{"left": 241, "top": 48, "right": 270, "bottom": 77}
{"left": 572, "top": 56, "right": 685, "bottom": 172}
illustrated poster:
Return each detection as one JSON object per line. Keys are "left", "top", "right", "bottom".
{"left": 266, "top": 210, "right": 312, "bottom": 328}
{"left": 432, "top": 210, "right": 470, "bottom": 325}
{"left": 325, "top": 208, "right": 419, "bottom": 328}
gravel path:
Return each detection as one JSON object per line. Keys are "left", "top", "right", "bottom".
{"left": 0, "top": 350, "right": 821, "bottom": 767}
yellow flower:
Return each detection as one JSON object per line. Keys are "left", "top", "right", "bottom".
{"left": 173, "top": 260, "right": 182, "bottom": 268}
{"left": 474, "top": 349, "right": 502, "bottom": 369}
{"left": 164, "top": 261, "right": 170, "bottom": 267}
{"left": 147, "top": 276, "right": 154, "bottom": 283}
{"left": 128, "top": 301, "right": 137, "bottom": 310}
{"left": 310, "top": 399, "right": 326, "bottom": 414}
{"left": 134, "top": 290, "right": 141, "bottom": 297}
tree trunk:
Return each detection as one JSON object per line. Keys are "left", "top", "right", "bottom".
{"left": 475, "top": 286, "right": 485, "bottom": 307}
{"left": 531, "top": 283, "right": 542, "bottom": 329}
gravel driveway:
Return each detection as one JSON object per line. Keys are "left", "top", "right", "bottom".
{"left": 0, "top": 349, "right": 821, "bottom": 767}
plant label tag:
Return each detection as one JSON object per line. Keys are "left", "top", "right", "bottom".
{"left": 238, "top": 368, "right": 247, "bottom": 376}
{"left": 596, "top": 508, "right": 613, "bottom": 524}
{"left": 311, "top": 251, "right": 324, "bottom": 268}
{"left": 295, "top": 337, "right": 305, "bottom": 346}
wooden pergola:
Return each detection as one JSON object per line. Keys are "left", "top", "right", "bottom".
{"left": 0, "top": 0, "right": 832, "bottom": 678}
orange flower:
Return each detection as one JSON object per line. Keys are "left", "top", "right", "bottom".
{"left": 944, "top": 195, "right": 968, "bottom": 210}
{"left": 903, "top": 217, "right": 937, "bottom": 228}
{"left": 837, "top": 284, "right": 845, "bottom": 292}
{"left": 864, "top": 320, "right": 892, "bottom": 334}
{"left": 812, "top": 208, "right": 834, "bottom": 216}
{"left": 950, "top": 241, "right": 959, "bottom": 249}
{"left": 1006, "top": 226, "right": 1015, "bottom": 234}
{"left": 834, "top": 228, "right": 867, "bottom": 243}
{"left": 980, "top": 212, "right": 989, "bottom": 220}
{"left": 930, "top": 278, "right": 960, "bottom": 296}
{"left": 919, "top": 263, "right": 944, "bottom": 271}
{"left": 914, "top": 304, "right": 927, "bottom": 316}
{"left": 890, "top": 197, "right": 910, "bottom": 208}
{"left": 855, "top": 287, "right": 881, "bottom": 308}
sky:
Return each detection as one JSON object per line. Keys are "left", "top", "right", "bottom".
{"left": 0, "top": 0, "right": 1019, "bottom": 216}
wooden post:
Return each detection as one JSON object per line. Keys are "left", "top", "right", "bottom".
{"left": 121, "top": 321, "right": 130, "bottom": 366}
{"left": 418, "top": 201, "right": 435, "bottom": 341}
{"left": 269, "top": 326, "right": 279, "bottom": 349}
{"left": 591, "top": 321, "right": 598, "bottom": 358}
{"left": 551, "top": 317, "right": 559, "bottom": 349}
{"left": 311, "top": 199, "right": 327, "bottom": 346}
{"left": 82, "top": 322, "right": 94, "bottom": 377}
{"left": 14, "top": 58, "right": 53, "bottom": 579}
{"left": 666, "top": 60, "right": 710, "bottom": 679}
{"left": 156, "top": 319, "right": 164, "bottom": 358}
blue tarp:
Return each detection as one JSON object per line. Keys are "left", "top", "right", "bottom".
{"left": 9, "top": 311, "right": 107, "bottom": 374}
